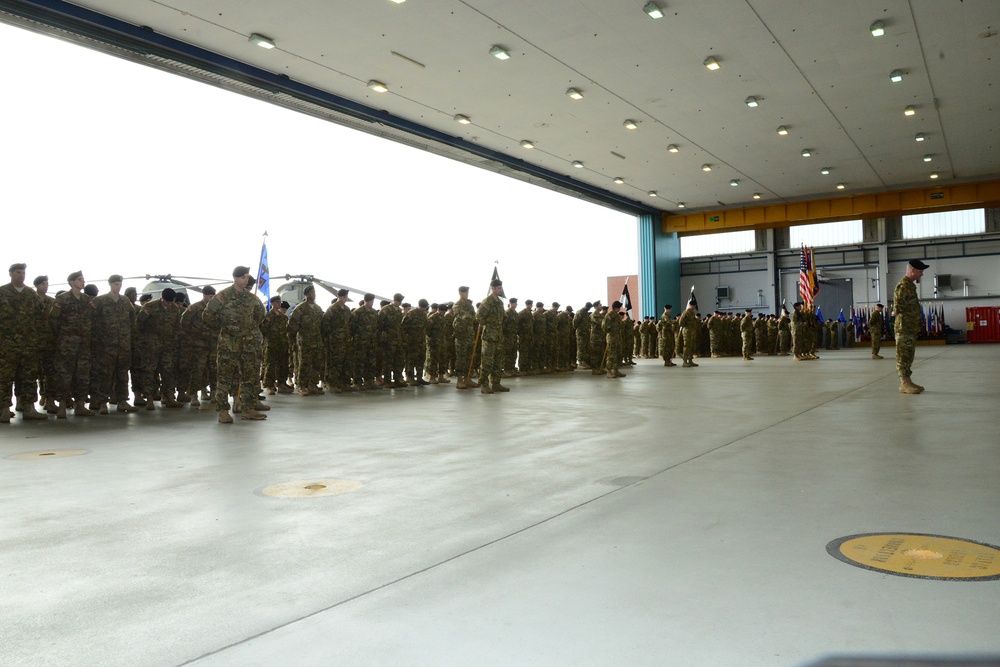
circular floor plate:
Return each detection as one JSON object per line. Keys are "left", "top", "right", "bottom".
{"left": 258, "top": 479, "right": 363, "bottom": 498}
{"left": 827, "top": 533, "right": 1000, "bottom": 581}
{"left": 5, "top": 449, "right": 90, "bottom": 460}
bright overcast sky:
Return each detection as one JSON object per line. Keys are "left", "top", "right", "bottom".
{"left": 2, "top": 21, "right": 638, "bottom": 307}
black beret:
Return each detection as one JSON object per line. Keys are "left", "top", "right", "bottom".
{"left": 584, "top": 302, "right": 593, "bottom": 309}
{"left": 490, "top": 279, "right": 502, "bottom": 287}
{"left": 664, "top": 304, "right": 672, "bottom": 310}
{"left": 380, "top": 300, "right": 390, "bottom": 307}
{"left": 203, "top": 286, "right": 217, "bottom": 296}
{"left": 525, "top": 299, "right": 533, "bottom": 305}
{"left": 552, "top": 302, "right": 559, "bottom": 308}
{"left": 280, "top": 301, "right": 290, "bottom": 309}
{"left": 418, "top": 299, "right": 429, "bottom": 308}
{"left": 337, "top": 288, "right": 349, "bottom": 297}
{"left": 139, "top": 294, "right": 152, "bottom": 303}
{"left": 437, "top": 303, "right": 448, "bottom": 311}
{"left": 401, "top": 302, "right": 411, "bottom": 308}
{"left": 33, "top": 275, "right": 48, "bottom": 287}
{"left": 83, "top": 284, "right": 99, "bottom": 297}
{"left": 161, "top": 288, "right": 176, "bottom": 300}
{"left": 124, "top": 286, "right": 137, "bottom": 297}
{"left": 536, "top": 302, "right": 545, "bottom": 308}
{"left": 612, "top": 301, "right": 622, "bottom": 309}
{"left": 509, "top": 298, "right": 518, "bottom": 304}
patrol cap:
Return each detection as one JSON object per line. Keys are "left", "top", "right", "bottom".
{"left": 233, "top": 266, "right": 250, "bottom": 278}
{"left": 490, "top": 279, "right": 502, "bottom": 288}
{"left": 337, "top": 288, "right": 349, "bottom": 298}
{"left": 458, "top": 286, "right": 469, "bottom": 293}
{"left": 393, "top": 292, "right": 404, "bottom": 302}
{"left": 9, "top": 263, "right": 26, "bottom": 272}
{"left": 83, "top": 284, "right": 99, "bottom": 297}
{"left": 108, "top": 274, "right": 123, "bottom": 284}
{"left": 418, "top": 298, "right": 429, "bottom": 308}
{"left": 67, "top": 270, "right": 84, "bottom": 282}
{"left": 364, "top": 293, "right": 375, "bottom": 302}
{"left": 909, "top": 259, "right": 930, "bottom": 270}
{"left": 33, "top": 275, "right": 48, "bottom": 287}
{"left": 161, "top": 288, "right": 176, "bottom": 301}
{"left": 203, "top": 286, "right": 217, "bottom": 296}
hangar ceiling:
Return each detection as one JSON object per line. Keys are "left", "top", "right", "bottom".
{"left": 2, "top": 0, "right": 999, "bottom": 218}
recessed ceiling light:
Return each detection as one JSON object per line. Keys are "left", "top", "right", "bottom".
{"left": 566, "top": 88, "right": 584, "bottom": 100}
{"left": 837, "top": 183, "right": 846, "bottom": 190}
{"left": 648, "top": 191, "right": 658, "bottom": 197}
{"left": 801, "top": 149, "right": 812, "bottom": 157}
{"left": 249, "top": 33, "right": 276, "bottom": 49}
{"left": 490, "top": 45, "right": 511, "bottom": 60}
{"left": 704, "top": 56, "right": 720, "bottom": 71}
{"left": 890, "top": 69, "right": 904, "bottom": 83}
{"left": 752, "top": 193, "right": 762, "bottom": 200}
{"left": 904, "top": 105, "right": 916, "bottom": 116}
{"left": 745, "top": 96, "right": 759, "bottom": 108}
{"left": 729, "top": 179, "right": 739, "bottom": 186}
{"left": 777, "top": 126, "right": 789, "bottom": 136}
{"left": 701, "top": 164, "right": 713, "bottom": 171}
{"left": 820, "top": 167, "right": 831, "bottom": 175}
{"left": 677, "top": 202, "right": 686, "bottom": 208}
{"left": 923, "top": 154, "right": 933, "bottom": 162}
{"left": 519, "top": 140, "right": 534, "bottom": 149}
{"left": 367, "top": 80, "right": 388, "bottom": 93}
{"left": 454, "top": 114, "right": 471, "bottom": 125}
{"left": 623, "top": 119, "right": 638, "bottom": 130}
{"left": 915, "top": 133, "right": 926, "bottom": 142}
{"left": 930, "top": 172, "right": 939, "bottom": 179}
{"left": 389, "top": 0, "right": 406, "bottom": 3}
{"left": 643, "top": 2, "right": 664, "bottom": 19}
{"left": 613, "top": 177, "right": 625, "bottom": 184}
{"left": 667, "top": 144, "right": 680, "bottom": 153}
{"left": 572, "top": 160, "right": 584, "bottom": 168}
{"left": 870, "top": 21, "right": 885, "bottom": 37}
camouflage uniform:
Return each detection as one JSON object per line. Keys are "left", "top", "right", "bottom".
{"left": 532, "top": 306, "right": 548, "bottom": 372}
{"left": 477, "top": 292, "right": 506, "bottom": 389}
{"left": 741, "top": 313, "right": 754, "bottom": 359}
{"left": 424, "top": 308, "right": 445, "bottom": 382}
{"left": 502, "top": 304, "right": 519, "bottom": 375}
{"left": 517, "top": 304, "right": 534, "bottom": 373}
{"left": 791, "top": 308, "right": 807, "bottom": 357}
{"left": 573, "top": 308, "right": 591, "bottom": 368}
{"left": 50, "top": 291, "right": 95, "bottom": 406}
{"left": 556, "top": 308, "right": 572, "bottom": 370}
{"left": 870, "top": 309, "right": 884, "bottom": 358}
{"left": 452, "top": 297, "right": 476, "bottom": 380}
{"left": 622, "top": 315, "right": 635, "bottom": 365}
{"left": 323, "top": 301, "right": 353, "bottom": 391}
{"left": 589, "top": 309, "right": 606, "bottom": 372}
{"left": 288, "top": 300, "right": 324, "bottom": 392}
{"left": 676, "top": 308, "right": 699, "bottom": 365}
{"left": 601, "top": 311, "right": 624, "bottom": 377}
{"left": 893, "top": 277, "right": 921, "bottom": 379}
{"left": 92, "top": 293, "right": 134, "bottom": 406}
{"left": 0, "top": 282, "right": 41, "bottom": 415}
{"left": 36, "top": 292, "right": 57, "bottom": 408}
{"left": 400, "top": 306, "right": 427, "bottom": 386}
{"left": 260, "top": 308, "right": 290, "bottom": 391}
{"left": 179, "top": 299, "right": 215, "bottom": 400}
{"left": 377, "top": 301, "right": 405, "bottom": 386}
{"left": 136, "top": 299, "right": 180, "bottom": 403}
{"left": 545, "top": 307, "right": 559, "bottom": 370}
{"left": 204, "top": 285, "right": 266, "bottom": 414}
{"left": 656, "top": 312, "right": 675, "bottom": 364}
{"left": 350, "top": 304, "right": 379, "bottom": 389}
{"left": 778, "top": 313, "right": 791, "bottom": 355}
{"left": 754, "top": 316, "right": 768, "bottom": 356}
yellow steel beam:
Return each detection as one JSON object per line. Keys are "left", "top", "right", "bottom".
{"left": 663, "top": 179, "right": 1000, "bottom": 236}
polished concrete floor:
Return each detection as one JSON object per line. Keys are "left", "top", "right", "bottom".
{"left": 2, "top": 344, "right": 999, "bottom": 667}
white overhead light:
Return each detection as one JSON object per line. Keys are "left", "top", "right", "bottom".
{"left": 801, "top": 149, "right": 812, "bottom": 157}
{"left": 890, "top": 69, "right": 904, "bottom": 83}
{"left": 667, "top": 144, "right": 680, "bottom": 153}
{"left": 677, "top": 202, "right": 686, "bottom": 208}
{"left": 623, "top": 119, "right": 638, "bottom": 130}
{"left": 820, "top": 167, "right": 831, "bottom": 175}
{"left": 776, "top": 126, "right": 789, "bottom": 136}
{"left": 367, "top": 80, "right": 388, "bottom": 93}
{"left": 837, "top": 183, "right": 846, "bottom": 190}
{"left": 613, "top": 177, "right": 625, "bottom": 184}
{"left": 729, "top": 179, "right": 739, "bottom": 187}
{"left": 704, "top": 56, "right": 720, "bottom": 71}
{"left": 454, "top": 114, "right": 471, "bottom": 125}
{"left": 249, "top": 33, "right": 275, "bottom": 49}
{"left": 643, "top": 2, "right": 664, "bottom": 19}
{"left": 745, "top": 96, "right": 759, "bottom": 108}
{"left": 490, "top": 45, "right": 511, "bottom": 60}
{"left": 572, "top": 160, "right": 584, "bottom": 168}
{"left": 389, "top": 0, "right": 406, "bottom": 3}
{"left": 752, "top": 193, "right": 762, "bottom": 200}
{"left": 904, "top": 105, "right": 916, "bottom": 116}
{"left": 915, "top": 133, "right": 926, "bottom": 142}
{"left": 701, "top": 164, "right": 712, "bottom": 171}
{"left": 519, "top": 140, "right": 534, "bottom": 149}
{"left": 930, "top": 172, "right": 939, "bottom": 179}
{"left": 870, "top": 21, "right": 885, "bottom": 37}
{"left": 648, "top": 191, "right": 658, "bottom": 197}
{"left": 923, "top": 154, "right": 933, "bottom": 162}
{"left": 566, "top": 87, "right": 584, "bottom": 100}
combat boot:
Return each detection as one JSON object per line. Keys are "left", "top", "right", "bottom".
{"left": 116, "top": 401, "right": 139, "bottom": 413}
{"left": 0, "top": 408, "right": 11, "bottom": 424}
{"left": 872, "top": 353, "right": 883, "bottom": 360}
{"left": 240, "top": 408, "right": 267, "bottom": 421}
{"left": 146, "top": 398, "right": 156, "bottom": 411}
{"left": 218, "top": 410, "right": 233, "bottom": 424}
{"left": 437, "top": 375, "right": 450, "bottom": 384}
{"left": 15, "top": 397, "right": 24, "bottom": 412}
{"left": 89, "top": 399, "right": 102, "bottom": 413}
{"left": 665, "top": 360, "right": 676, "bottom": 367}
{"left": 22, "top": 404, "right": 48, "bottom": 420}
{"left": 899, "top": 378, "right": 923, "bottom": 394}
{"left": 163, "top": 398, "right": 184, "bottom": 409}
{"left": 298, "top": 387, "right": 311, "bottom": 396}
{"left": 133, "top": 395, "right": 147, "bottom": 406}
{"left": 74, "top": 400, "right": 95, "bottom": 417}
{"left": 491, "top": 381, "right": 510, "bottom": 392}
{"left": 56, "top": 401, "right": 68, "bottom": 419}
{"left": 190, "top": 394, "right": 201, "bottom": 407}
{"left": 177, "top": 391, "right": 190, "bottom": 403}
{"left": 456, "top": 376, "right": 467, "bottom": 390}
{"left": 480, "top": 383, "right": 494, "bottom": 394}
{"left": 252, "top": 401, "right": 271, "bottom": 411}
{"left": 910, "top": 378, "right": 925, "bottom": 392}
{"left": 277, "top": 384, "right": 293, "bottom": 394}
{"left": 98, "top": 402, "right": 109, "bottom": 415}
{"left": 44, "top": 398, "right": 59, "bottom": 414}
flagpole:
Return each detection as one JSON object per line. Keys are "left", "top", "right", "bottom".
{"left": 254, "top": 230, "right": 268, "bottom": 296}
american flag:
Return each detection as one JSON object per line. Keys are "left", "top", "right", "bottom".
{"left": 798, "top": 245, "right": 816, "bottom": 307}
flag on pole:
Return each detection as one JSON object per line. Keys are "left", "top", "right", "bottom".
{"left": 256, "top": 231, "right": 270, "bottom": 309}
{"left": 809, "top": 246, "right": 820, "bottom": 300}
{"left": 490, "top": 265, "right": 505, "bottom": 298}
{"left": 815, "top": 305, "right": 823, "bottom": 323}
{"left": 838, "top": 309, "right": 847, "bottom": 324}
{"left": 798, "top": 245, "right": 815, "bottom": 307}
{"left": 688, "top": 285, "right": 698, "bottom": 308}
{"left": 620, "top": 278, "right": 633, "bottom": 315}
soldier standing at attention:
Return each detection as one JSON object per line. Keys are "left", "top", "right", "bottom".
{"left": 778, "top": 308, "right": 792, "bottom": 356}
{"left": 1, "top": 263, "right": 48, "bottom": 423}
{"left": 894, "top": 260, "right": 928, "bottom": 394}
{"left": 49, "top": 271, "right": 96, "bottom": 418}
{"left": 532, "top": 302, "right": 548, "bottom": 374}
{"left": 740, "top": 309, "right": 755, "bottom": 361}
{"left": 323, "top": 288, "right": 355, "bottom": 392}
{"left": 676, "top": 297, "right": 700, "bottom": 368}
{"left": 502, "top": 298, "right": 519, "bottom": 377}
{"left": 657, "top": 304, "right": 675, "bottom": 367}
{"left": 32, "top": 275, "right": 58, "bottom": 413}
{"left": 790, "top": 302, "right": 806, "bottom": 360}
{"left": 400, "top": 298, "right": 428, "bottom": 387}
{"left": 204, "top": 266, "right": 267, "bottom": 422}
{"left": 589, "top": 301, "right": 605, "bottom": 374}
{"left": 288, "top": 285, "right": 325, "bottom": 395}
{"left": 260, "top": 296, "right": 291, "bottom": 394}
{"left": 870, "top": 303, "right": 885, "bottom": 360}
{"left": 349, "top": 294, "right": 380, "bottom": 390}
{"left": 476, "top": 279, "right": 508, "bottom": 394}
{"left": 601, "top": 302, "right": 626, "bottom": 378}
{"left": 452, "top": 286, "right": 476, "bottom": 389}
{"left": 573, "top": 302, "right": 592, "bottom": 369}
{"left": 91, "top": 275, "right": 138, "bottom": 414}
{"left": 179, "top": 286, "right": 217, "bottom": 406}
{"left": 517, "top": 299, "right": 534, "bottom": 374}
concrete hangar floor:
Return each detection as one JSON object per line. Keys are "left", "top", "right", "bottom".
{"left": 2, "top": 345, "right": 999, "bottom": 667}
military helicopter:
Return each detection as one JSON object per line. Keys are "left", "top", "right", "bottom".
{"left": 126, "top": 274, "right": 229, "bottom": 302}
{"left": 272, "top": 274, "right": 391, "bottom": 311}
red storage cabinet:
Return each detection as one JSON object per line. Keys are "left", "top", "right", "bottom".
{"left": 966, "top": 306, "right": 1000, "bottom": 343}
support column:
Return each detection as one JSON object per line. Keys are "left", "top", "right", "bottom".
{"left": 638, "top": 214, "right": 680, "bottom": 318}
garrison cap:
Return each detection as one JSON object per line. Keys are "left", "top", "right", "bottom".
{"left": 418, "top": 298, "right": 429, "bottom": 308}
{"left": 909, "top": 259, "right": 930, "bottom": 270}
{"left": 233, "top": 266, "right": 251, "bottom": 278}
{"left": 108, "top": 274, "right": 123, "bottom": 284}
{"left": 67, "top": 270, "right": 84, "bottom": 282}
{"left": 490, "top": 279, "right": 502, "bottom": 288}
{"left": 83, "top": 284, "right": 99, "bottom": 297}
{"left": 33, "top": 275, "right": 48, "bottom": 287}
{"left": 393, "top": 293, "right": 404, "bottom": 302}
{"left": 161, "top": 288, "right": 176, "bottom": 301}
{"left": 203, "top": 286, "right": 217, "bottom": 296}
{"left": 9, "top": 263, "right": 26, "bottom": 272}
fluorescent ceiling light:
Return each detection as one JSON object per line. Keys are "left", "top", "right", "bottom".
{"left": 923, "top": 154, "right": 933, "bottom": 162}
{"left": 643, "top": 2, "right": 664, "bottom": 19}
{"left": 490, "top": 45, "right": 511, "bottom": 60}
{"left": 837, "top": 183, "right": 846, "bottom": 190}
{"left": 801, "top": 149, "right": 812, "bottom": 157}
{"left": 820, "top": 167, "right": 831, "bottom": 175}
{"left": 572, "top": 161, "right": 584, "bottom": 168}
{"left": 648, "top": 191, "right": 658, "bottom": 197}
{"left": 367, "top": 80, "right": 388, "bottom": 93}
{"left": 454, "top": 114, "right": 471, "bottom": 124}
{"left": 677, "top": 202, "right": 686, "bottom": 208}
{"left": 701, "top": 164, "right": 712, "bottom": 172}
{"left": 904, "top": 105, "right": 916, "bottom": 116}
{"left": 667, "top": 144, "right": 679, "bottom": 153}
{"left": 249, "top": 33, "right": 275, "bottom": 49}
{"left": 745, "top": 96, "right": 759, "bottom": 107}
{"left": 930, "top": 172, "right": 939, "bottom": 179}
{"left": 915, "top": 133, "right": 926, "bottom": 142}
{"left": 613, "top": 177, "right": 625, "bottom": 184}
{"left": 777, "top": 126, "right": 788, "bottom": 136}
{"left": 623, "top": 119, "right": 638, "bottom": 130}
{"left": 870, "top": 21, "right": 885, "bottom": 37}
{"left": 890, "top": 70, "right": 904, "bottom": 83}
{"left": 704, "top": 56, "right": 720, "bottom": 70}
{"left": 389, "top": 0, "right": 406, "bottom": 3}
{"left": 752, "top": 193, "right": 762, "bottom": 200}
{"left": 566, "top": 88, "right": 584, "bottom": 100}
{"left": 519, "top": 140, "right": 534, "bottom": 149}
{"left": 729, "top": 179, "right": 739, "bottom": 186}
